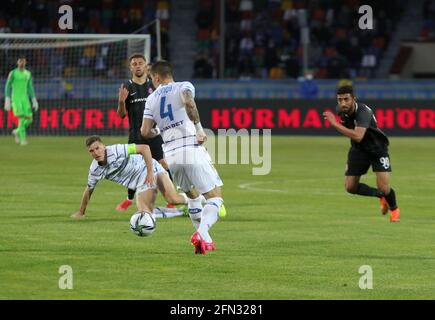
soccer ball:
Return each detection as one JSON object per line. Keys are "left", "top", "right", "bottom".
{"left": 130, "top": 211, "right": 156, "bottom": 237}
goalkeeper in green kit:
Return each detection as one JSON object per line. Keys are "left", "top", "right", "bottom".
{"left": 4, "top": 56, "right": 39, "bottom": 146}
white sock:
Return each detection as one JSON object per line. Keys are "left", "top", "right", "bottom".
{"left": 153, "top": 207, "right": 184, "bottom": 219}
{"left": 180, "top": 192, "right": 189, "bottom": 204}
{"left": 199, "top": 194, "right": 206, "bottom": 205}
{"left": 188, "top": 196, "right": 203, "bottom": 230}
{"left": 198, "top": 197, "right": 223, "bottom": 243}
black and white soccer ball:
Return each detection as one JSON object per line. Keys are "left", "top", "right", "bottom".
{"left": 130, "top": 211, "right": 156, "bottom": 237}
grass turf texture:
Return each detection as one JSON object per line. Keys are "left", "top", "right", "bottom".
{"left": 0, "top": 136, "right": 434, "bottom": 299}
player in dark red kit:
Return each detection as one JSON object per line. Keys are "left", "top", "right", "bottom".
{"left": 323, "top": 86, "right": 400, "bottom": 222}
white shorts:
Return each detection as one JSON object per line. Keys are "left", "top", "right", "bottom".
{"left": 136, "top": 159, "right": 168, "bottom": 194}
{"left": 165, "top": 146, "right": 223, "bottom": 194}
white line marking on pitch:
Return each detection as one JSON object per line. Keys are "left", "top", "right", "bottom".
{"left": 238, "top": 181, "right": 288, "bottom": 193}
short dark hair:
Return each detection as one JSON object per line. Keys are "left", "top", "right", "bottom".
{"left": 150, "top": 60, "right": 173, "bottom": 78}
{"left": 337, "top": 85, "right": 354, "bottom": 96}
{"left": 128, "top": 53, "right": 146, "bottom": 63}
{"left": 85, "top": 135, "right": 102, "bottom": 147}
{"left": 17, "top": 56, "right": 26, "bottom": 60}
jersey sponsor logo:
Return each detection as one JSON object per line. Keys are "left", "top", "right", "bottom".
{"left": 162, "top": 120, "right": 184, "bottom": 132}
{"left": 131, "top": 97, "right": 147, "bottom": 103}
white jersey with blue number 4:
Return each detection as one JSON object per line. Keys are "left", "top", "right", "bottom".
{"left": 143, "top": 81, "right": 223, "bottom": 194}
{"left": 143, "top": 81, "right": 197, "bottom": 156}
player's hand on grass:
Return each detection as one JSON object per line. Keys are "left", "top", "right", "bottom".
{"left": 196, "top": 129, "right": 207, "bottom": 145}
{"left": 32, "top": 98, "right": 39, "bottom": 111}
{"left": 71, "top": 211, "right": 85, "bottom": 219}
{"left": 323, "top": 111, "right": 337, "bottom": 127}
{"left": 4, "top": 97, "right": 11, "bottom": 111}
{"left": 118, "top": 84, "right": 129, "bottom": 103}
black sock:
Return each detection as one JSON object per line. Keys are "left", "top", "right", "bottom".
{"left": 384, "top": 188, "right": 398, "bottom": 210}
{"left": 127, "top": 189, "right": 135, "bottom": 201}
{"left": 355, "top": 183, "right": 384, "bottom": 198}
{"left": 167, "top": 169, "right": 173, "bottom": 182}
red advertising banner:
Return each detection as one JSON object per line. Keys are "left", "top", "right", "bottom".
{"left": 1, "top": 99, "right": 435, "bottom": 136}
{"left": 203, "top": 99, "right": 435, "bottom": 136}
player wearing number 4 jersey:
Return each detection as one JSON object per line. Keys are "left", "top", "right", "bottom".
{"left": 323, "top": 86, "right": 400, "bottom": 222}
{"left": 141, "top": 60, "right": 225, "bottom": 254}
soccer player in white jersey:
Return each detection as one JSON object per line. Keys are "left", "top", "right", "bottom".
{"left": 71, "top": 135, "right": 188, "bottom": 220}
{"left": 141, "top": 60, "right": 224, "bottom": 255}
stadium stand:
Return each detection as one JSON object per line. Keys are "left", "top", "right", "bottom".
{"left": 420, "top": 0, "right": 435, "bottom": 40}
{"left": 0, "top": 0, "right": 170, "bottom": 78}
{"left": 1, "top": 0, "right": 435, "bottom": 100}
{"left": 194, "top": 0, "right": 404, "bottom": 79}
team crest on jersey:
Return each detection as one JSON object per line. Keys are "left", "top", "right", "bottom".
{"left": 112, "top": 160, "right": 123, "bottom": 169}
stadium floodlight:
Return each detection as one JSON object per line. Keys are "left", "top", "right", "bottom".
{"left": 0, "top": 33, "right": 151, "bottom": 136}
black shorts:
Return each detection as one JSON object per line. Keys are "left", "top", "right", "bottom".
{"left": 345, "top": 146, "right": 392, "bottom": 176}
{"left": 129, "top": 135, "right": 164, "bottom": 161}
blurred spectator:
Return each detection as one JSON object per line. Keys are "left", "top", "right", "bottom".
{"left": 194, "top": 0, "right": 404, "bottom": 79}
{"left": 239, "top": 34, "right": 254, "bottom": 56}
{"left": 193, "top": 52, "right": 214, "bottom": 78}
{"left": 337, "top": 72, "right": 354, "bottom": 89}
{"left": 299, "top": 71, "right": 319, "bottom": 99}
{"left": 421, "top": 0, "right": 435, "bottom": 40}
{"left": 0, "top": 0, "right": 169, "bottom": 79}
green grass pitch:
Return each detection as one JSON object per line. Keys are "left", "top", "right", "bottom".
{"left": 1, "top": 135, "right": 434, "bottom": 299}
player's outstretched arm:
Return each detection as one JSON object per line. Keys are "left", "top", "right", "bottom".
{"left": 181, "top": 90, "right": 207, "bottom": 145}
{"left": 71, "top": 186, "right": 94, "bottom": 219}
{"left": 117, "top": 84, "right": 129, "bottom": 118}
{"left": 135, "top": 144, "right": 155, "bottom": 186}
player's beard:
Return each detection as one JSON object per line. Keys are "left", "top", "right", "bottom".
{"left": 341, "top": 106, "right": 350, "bottom": 114}
{"left": 341, "top": 103, "right": 354, "bottom": 115}
{"left": 135, "top": 70, "right": 144, "bottom": 78}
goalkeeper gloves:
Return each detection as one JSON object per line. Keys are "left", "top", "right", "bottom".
{"left": 4, "top": 97, "right": 11, "bottom": 111}
{"left": 32, "top": 98, "right": 39, "bottom": 111}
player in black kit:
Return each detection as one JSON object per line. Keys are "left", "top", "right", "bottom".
{"left": 323, "top": 86, "right": 400, "bottom": 222}
{"left": 115, "top": 53, "right": 171, "bottom": 212}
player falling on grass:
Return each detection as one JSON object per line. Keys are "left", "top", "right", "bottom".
{"left": 3, "top": 56, "right": 39, "bottom": 146}
{"left": 115, "top": 53, "right": 178, "bottom": 213}
{"left": 141, "top": 60, "right": 225, "bottom": 254}
{"left": 323, "top": 86, "right": 400, "bottom": 222}
{"left": 71, "top": 136, "right": 188, "bottom": 220}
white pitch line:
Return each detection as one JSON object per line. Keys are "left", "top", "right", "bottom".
{"left": 238, "top": 181, "right": 288, "bottom": 193}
